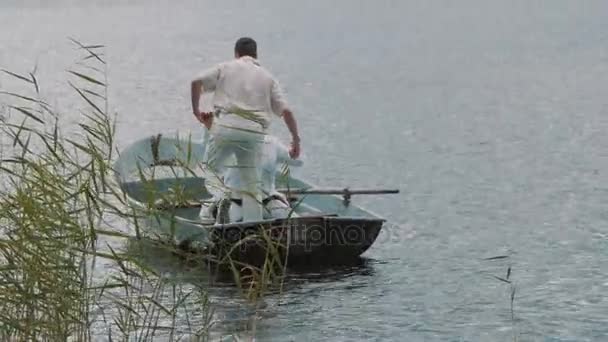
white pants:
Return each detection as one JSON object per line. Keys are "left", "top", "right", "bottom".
{"left": 206, "top": 124, "right": 265, "bottom": 222}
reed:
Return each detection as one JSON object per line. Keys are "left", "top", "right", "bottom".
{"left": 484, "top": 255, "right": 518, "bottom": 342}
{"left": 0, "top": 39, "right": 291, "bottom": 341}
{"left": 0, "top": 40, "right": 222, "bottom": 341}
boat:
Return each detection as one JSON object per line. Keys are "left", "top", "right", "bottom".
{"left": 112, "top": 132, "right": 398, "bottom": 266}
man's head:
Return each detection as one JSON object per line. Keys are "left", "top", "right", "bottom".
{"left": 234, "top": 37, "right": 257, "bottom": 59}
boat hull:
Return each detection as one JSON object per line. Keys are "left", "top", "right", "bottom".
{"left": 207, "top": 216, "right": 384, "bottom": 265}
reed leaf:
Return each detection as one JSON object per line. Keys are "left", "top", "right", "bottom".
{"left": 1, "top": 69, "right": 34, "bottom": 84}
{"left": 0, "top": 91, "right": 49, "bottom": 106}
{"left": 8, "top": 106, "right": 44, "bottom": 124}
{"left": 68, "top": 82, "right": 105, "bottom": 115}
{"left": 68, "top": 70, "right": 106, "bottom": 87}
{"left": 29, "top": 72, "right": 40, "bottom": 94}
{"left": 69, "top": 38, "right": 106, "bottom": 64}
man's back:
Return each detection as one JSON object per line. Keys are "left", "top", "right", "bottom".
{"left": 199, "top": 56, "right": 288, "bottom": 130}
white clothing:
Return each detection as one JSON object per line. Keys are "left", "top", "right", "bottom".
{"left": 224, "top": 135, "right": 303, "bottom": 222}
{"left": 224, "top": 135, "right": 302, "bottom": 196}
{"left": 199, "top": 135, "right": 303, "bottom": 223}
{"left": 205, "top": 124, "right": 265, "bottom": 222}
{"left": 195, "top": 56, "right": 289, "bottom": 132}
{"left": 196, "top": 56, "right": 291, "bottom": 222}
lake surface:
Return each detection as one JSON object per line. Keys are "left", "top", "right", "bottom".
{"left": 2, "top": 1, "right": 608, "bottom": 340}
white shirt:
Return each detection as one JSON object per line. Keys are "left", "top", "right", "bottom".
{"left": 196, "top": 56, "right": 289, "bottom": 131}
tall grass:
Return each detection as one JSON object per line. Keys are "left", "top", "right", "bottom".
{"left": 0, "top": 41, "right": 228, "bottom": 341}
{"left": 0, "top": 48, "right": 104, "bottom": 340}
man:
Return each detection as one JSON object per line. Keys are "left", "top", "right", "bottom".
{"left": 191, "top": 37, "right": 301, "bottom": 222}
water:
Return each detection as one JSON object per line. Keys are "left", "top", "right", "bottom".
{"left": 2, "top": 1, "right": 608, "bottom": 340}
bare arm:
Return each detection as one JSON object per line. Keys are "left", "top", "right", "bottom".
{"left": 270, "top": 79, "right": 300, "bottom": 158}
{"left": 191, "top": 65, "right": 220, "bottom": 129}
{"left": 191, "top": 80, "right": 202, "bottom": 115}
{"left": 282, "top": 109, "right": 301, "bottom": 159}
{"left": 282, "top": 109, "right": 299, "bottom": 142}
{"left": 191, "top": 80, "right": 213, "bottom": 129}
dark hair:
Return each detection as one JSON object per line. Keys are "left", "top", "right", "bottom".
{"left": 234, "top": 37, "right": 257, "bottom": 58}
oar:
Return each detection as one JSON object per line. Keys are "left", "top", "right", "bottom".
{"left": 278, "top": 187, "right": 399, "bottom": 203}
{"left": 277, "top": 188, "right": 400, "bottom": 196}
{"left": 278, "top": 187, "right": 399, "bottom": 204}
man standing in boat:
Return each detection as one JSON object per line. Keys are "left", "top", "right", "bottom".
{"left": 191, "top": 37, "right": 301, "bottom": 222}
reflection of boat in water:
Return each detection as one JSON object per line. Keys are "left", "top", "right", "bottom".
{"left": 125, "top": 237, "right": 376, "bottom": 288}
{"left": 124, "top": 237, "right": 378, "bottom": 339}
{"left": 113, "top": 132, "right": 398, "bottom": 265}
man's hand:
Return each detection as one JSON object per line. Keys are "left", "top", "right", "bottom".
{"left": 194, "top": 110, "right": 213, "bottom": 129}
{"left": 289, "top": 139, "right": 301, "bottom": 159}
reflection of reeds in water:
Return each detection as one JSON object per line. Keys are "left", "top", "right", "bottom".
{"left": 0, "top": 40, "right": 281, "bottom": 341}
{"left": 484, "top": 255, "right": 518, "bottom": 342}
